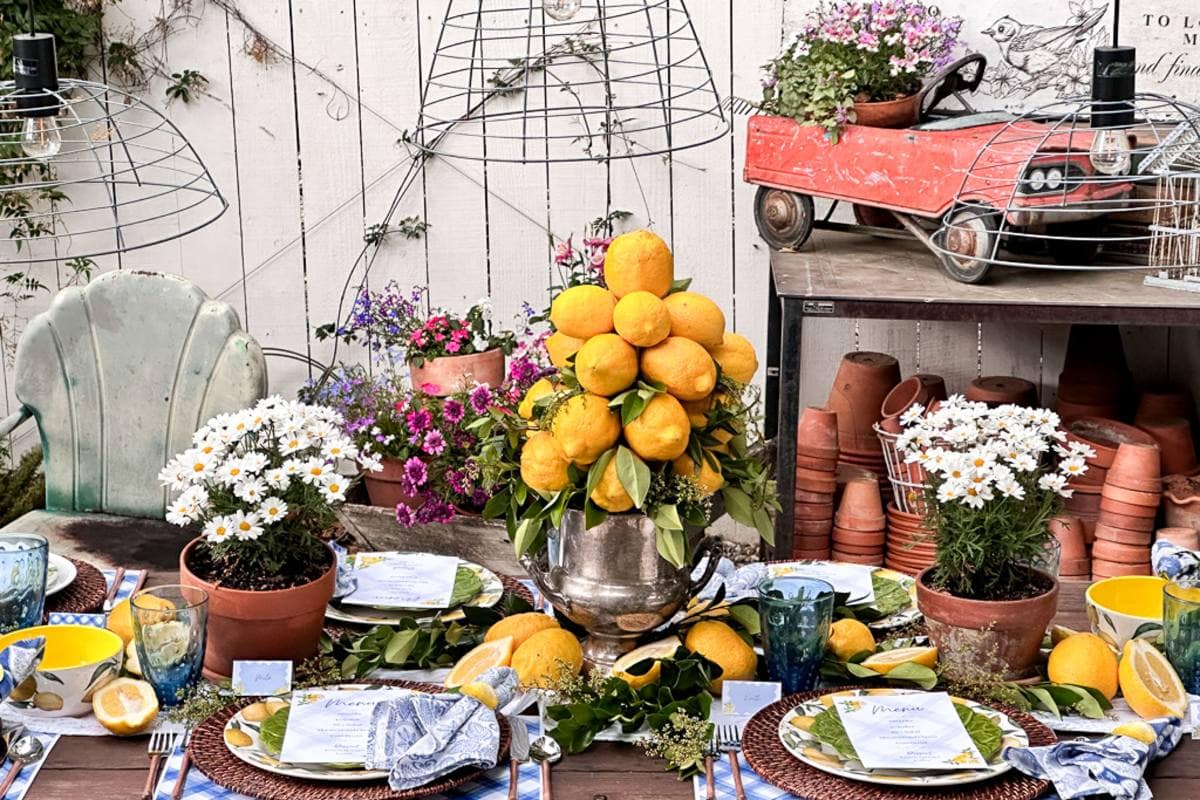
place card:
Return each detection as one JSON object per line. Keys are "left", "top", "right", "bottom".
{"left": 231, "top": 660, "right": 293, "bottom": 696}
{"left": 780, "top": 562, "right": 874, "bottom": 604}
{"left": 342, "top": 552, "right": 460, "bottom": 609}
{"left": 834, "top": 692, "right": 986, "bottom": 771}
{"left": 720, "top": 681, "right": 782, "bottom": 718}
{"left": 280, "top": 687, "right": 402, "bottom": 765}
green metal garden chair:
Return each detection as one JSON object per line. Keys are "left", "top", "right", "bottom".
{"left": 0, "top": 270, "right": 267, "bottom": 569}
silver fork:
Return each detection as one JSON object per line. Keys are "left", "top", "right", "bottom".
{"left": 717, "top": 724, "right": 747, "bottom": 800}
{"left": 143, "top": 729, "right": 179, "bottom": 800}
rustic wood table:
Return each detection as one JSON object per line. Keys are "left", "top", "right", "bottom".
{"left": 21, "top": 578, "right": 1198, "bottom": 800}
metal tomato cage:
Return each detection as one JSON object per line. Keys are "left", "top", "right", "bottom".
{"left": 930, "top": 93, "right": 1200, "bottom": 284}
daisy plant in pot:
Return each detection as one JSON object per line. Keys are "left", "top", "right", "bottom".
{"left": 161, "top": 396, "right": 380, "bottom": 679}
{"left": 896, "top": 397, "right": 1093, "bottom": 680}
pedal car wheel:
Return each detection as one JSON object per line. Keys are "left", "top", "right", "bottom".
{"left": 754, "top": 187, "right": 814, "bottom": 250}
{"left": 937, "top": 205, "right": 999, "bottom": 284}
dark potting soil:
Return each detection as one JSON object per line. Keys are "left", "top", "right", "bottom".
{"left": 185, "top": 540, "right": 333, "bottom": 591}
{"left": 929, "top": 567, "right": 1055, "bottom": 602}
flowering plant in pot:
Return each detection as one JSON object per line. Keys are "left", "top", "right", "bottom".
{"left": 897, "top": 398, "right": 1093, "bottom": 679}
{"left": 760, "top": 0, "right": 963, "bottom": 142}
{"left": 160, "top": 396, "right": 380, "bottom": 678}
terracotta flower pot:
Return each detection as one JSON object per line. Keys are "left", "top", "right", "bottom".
{"left": 1100, "top": 484, "right": 1162, "bottom": 509}
{"left": 838, "top": 476, "right": 884, "bottom": 519}
{"left": 795, "top": 475, "right": 838, "bottom": 494}
{"left": 796, "top": 453, "right": 839, "bottom": 472}
{"left": 362, "top": 457, "right": 424, "bottom": 509}
{"left": 1163, "top": 478, "right": 1200, "bottom": 531}
{"left": 409, "top": 348, "right": 505, "bottom": 397}
{"left": 1048, "top": 515, "right": 1087, "bottom": 561}
{"left": 794, "top": 488, "right": 834, "bottom": 504}
{"left": 796, "top": 518, "right": 834, "bottom": 536}
{"left": 1106, "top": 442, "right": 1162, "bottom": 489}
{"left": 827, "top": 352, "right": 900, "bottom": 453}
{"left": 1057, "top": 398, "right": 1120, "bottom": 426}
{"left": 1136, "top": 417, "right": 1197, "bottom": 476}
{"left": 880, "top": 376, "right": 931, "bottom": 420}
{"left": 797, "top": 406, "right": 839, "bottom": 457}
{"left": 853, "top": 92, "right": 920, "bottom": 128}
{"left": 917, "top": 568, "right": 1058, "bottom": 680}
{"left": 965, "top": 376, "right": 1038, "bottom": 407}
{"left": 1063, "top": 324, "right": 1129, "bottom": 380}
{"left": 1059, "top": 557, "right": 1091, "bottom": 578}
{"left": 1092, "top": 558, "right": 1151, "bottom": 578}
{"left": 1093, "top": 538, "right": 1151, "bottom": 563}
{"left": 179, "top": 538, "right": 336, "bottom": 680}
{"left": 1068, "top": 418, "right": 1157, "bottom": 468}
{"left": 833, "top": 528, "right": 886, "bottom": 547}
{"left": 1158, "top": 527, "right": 1200, "bottom": 550}
{"left": 1092, "top": 524, "right": 1153, "bottom": 546}
{"left": 833, "top": 551, "right": 883, "bottom": 565}
{"left": 1097, "top": 508, "right": 1156, "bottom": 533}
{"left": 794, "top": 502, "right": 835, "bottom": 521}
{"left": 914, "top": 373, "right": 948, "bottom": 402}
{"left": 793, "top": 546, "right": 832, "bottom": 560}
{"left": 1136, "top": 383, "right": 1194, "bottom": 424}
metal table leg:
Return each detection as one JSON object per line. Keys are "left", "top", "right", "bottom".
{"left": 772, "top": 298, "right": 802, "bottom": 560}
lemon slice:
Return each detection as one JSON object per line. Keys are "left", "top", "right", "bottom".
{"left": 92, "top": 678, "right": 159, "bottom": 735}
{"left": 445, "top": 636, "right": 513, "bottom": 689}
{"left": 1112, "top": 721, "right": 1157, "bottom": 744}
{"left": 612, "top": 637, "right": 681, "bottom": 690}
{"left": 459, "top": 681, "right": 500, "bottom": 709}
{"left": 1119, "top": 639, "right": 1188, "bottom": 720}
{"left": 859, "top": 646, "right": 938, "bottom": 674}
{"left": 124, "top": 640, "right": 142, "bottom": 677}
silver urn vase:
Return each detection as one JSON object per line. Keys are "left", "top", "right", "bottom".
{"left": 521, "top": 509, "right": 719, "bottom": 673}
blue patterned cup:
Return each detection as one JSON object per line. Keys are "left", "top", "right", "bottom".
{"left": 132, "top": 585, "right": 208, "bottom": 706}
{"left": 758, "top": 577, "right": 834, "bottom": 694}
{"left": 1164, "top": 579, "right": 1200, "bottom": 694}
{"left": 0, "top": 534, "right": 49, "bottom": 633}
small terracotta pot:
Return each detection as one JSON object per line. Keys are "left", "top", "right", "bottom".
{"left": 1092, "top": 523, "right": 1153, "bottom": 546}
{"left": 879, "top": 415, "right": 903, "bottom": 435}
{"left": 409, "top": 348, "right": 505, "bottom": 396}
{"left": 853, "top": 92, "right": 921, "bottom": 127}
{"left": 1057, "top": 398, "right": 1120, "bottom": 426}
{"left": 180, "top": 539, "right": 336, "bottom": 680}
{"left": 827, "top": 352, "right": 900, "bottom": 452}
{"left": 1106, "top": 441, "right": 1162, "bottom": 486}
{"left": 1100, "top": 484, "right": 1162, "bottom": 509}
{"left": 1163, "top": 481, "right": 1200, "bottom": 531}
{"left": 1093, "top": 538, "right": 1151, "bottom": 563}
{"left": 1096, "top": 508, "right": 1157, "bottom": 532}
{"left": 796, "top": 453, "right": 839, "bottom": 472}
{"left": 362, "top": 458, "right": 424, "bottom": 509}
{"left": 1092, "top": 559, "right": 1151, "bottom": 578}
{"left": 794, "top": 488, "right": 834, "bottom": 504}
{"left": 1059, "top": 557, "right": 1091, "bottom": 577}
{"left": 1068, "top": 418, "right": 1157, "bottom": 468}
{"left": 1048, "top": 515, "right": 1087, "bottom": 561}
{"left": 880, "top": 376, "right": 931, "bottom": 420}
{"left": 1136, "top": 417, "right": 1197, "bottom": 476}
{"left": 795, "top": 475, "right": 838, "bottom": 494}
{"left": 833, "top": 528, "right": 886, "bottom": 547}
{"left": 838, "top": 476, "right": 884, "bottom": 519}
{"left": 917, "top": 568, "right": 1058, "bottom": 680}
{"left": 1063, "top": 324, "right": 1129, "bottom": 377}
{"left": 831, "top": 540, "right": 883, "bottom": 556}
{"left": 833, "top": 551, "right": 884, "bottom": 565}
{"left": 914, "top": 373, "right": 948, "bottom": 402}
{"left": 797, "top": 406, "right": 839, "bottom": 456}
{"left": 794, "top": 502, "right": 835, "bottom": 521}
{"left": 965, "top": 376, "right": 1038, "bottom": 407}
{"left": 792, "top": 546, "right": 832, "bottom": 560}
{"left": 796, "top": 518, "right": 834, "bottom": 536}
{"left": 1136, "top": 383, "right": 1194, "bottom": 424}
{"left": 1158, "top": 527, "right": 1200, "bottom": 549}
{"left": 835, "top": 515, "right": 887, "bottom": 533}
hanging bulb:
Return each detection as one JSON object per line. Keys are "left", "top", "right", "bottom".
{"left": 543, "top": 0, "right": 582, "bottom": 21}
{"left": 21, "top": 116, "right": 61, "bottom": 160}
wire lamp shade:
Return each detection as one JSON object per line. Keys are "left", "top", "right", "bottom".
{"left": 0, "top": 78, "right": 227, "bottom": 264}
{"left": 414, "top": 0, "right": 729, "bottom": 163}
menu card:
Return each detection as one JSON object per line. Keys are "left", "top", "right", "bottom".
{"left": 834, "top": 692, "right": 986, "bottom": 770}
{"left": 342, "top": 552, "right": 460, "bottom": 609}
{"left": 782, "top": 562, "right": 875, "bottom": 604}
{"left": 279, "top": 687, "right": 402, "bottom": 764}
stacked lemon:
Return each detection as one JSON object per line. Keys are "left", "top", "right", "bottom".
{"left": 524, "top": 229, "right": 758, "bottom": 510}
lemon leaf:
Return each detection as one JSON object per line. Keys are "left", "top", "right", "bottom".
{"left": 655, "top": 527, "right": 688, "bottom": 568}
{"left": 616, "top": 446, "right": 651, "bottom": 507}
{"left": 651, "top": 504, "right": 684, "bottom": 531}
{"left": 585, "top": 449, "right": 617, "bottom": 496}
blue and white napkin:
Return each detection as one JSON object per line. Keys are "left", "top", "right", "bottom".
{"left": 1152, "top": 540, "right": 1200, "bottom": 580}
{"left": 691, "top": 557, "right": 768, "bottom": 602}
{"left": 364, "top": 666, "right": 517, "bottom": 791}
{"left": 330, "top": 542, "right": 356, "bottom": 599}
{"left": 0, "top": 637, "right": 43, "bottom": 703}
{"left": 1002, "top": 716, "right": 1182, "bottom": 800}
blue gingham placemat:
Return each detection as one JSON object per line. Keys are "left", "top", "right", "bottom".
{"left": 692, "top": 751, "right": 790, "bottom": 800}
{"left": 153, "top": 719, "right": 544, "bottom": 800}
{"left": 46, "top": 568, "right": 146, "bottom": 627}
{"left": 0, "top": 732, "right": 58, "bottom": 800}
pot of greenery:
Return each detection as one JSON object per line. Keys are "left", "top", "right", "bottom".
{"left": 162, "top": 397, "right": 380, "bottom": 679}
{"left": 897, "top": 397, "right": 1094, "bottom": 679}
{"left": 760, "top": 1, "right": 963, "bottom": 142}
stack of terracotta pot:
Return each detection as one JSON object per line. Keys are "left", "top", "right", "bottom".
{"left": 827, "top": 352, "right": 899, "bottom": 498}
{"left": 1050, "top": 516, "right": 1089, "bottom": 580}
{"left": 965, "top": 376, "right": 1038, "bottom": 407}
{"left": 832, "top": 476, "right": 886, "bottom": 565}
{"left": 885, "top": 502, "right": 936, "bottom": 576}
{"left": 1093, "top": 441, "right": 1162, "bottom": 578}
{"left": 1063, "top": 417, "right": 1157, "bottom": 544}
{"left": 794, "top": 406, "right": 839, "bottom": 559}
{"left": 1056, "top": 325, "right": 1131, "bottom": 424}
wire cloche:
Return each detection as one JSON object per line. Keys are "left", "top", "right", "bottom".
{"left": 414, "top": 0, "right": 730, "bottom": 163}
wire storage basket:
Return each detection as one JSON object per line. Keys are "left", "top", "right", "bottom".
{"left": 875, "top": 422, "right": 929, "bottom": 517}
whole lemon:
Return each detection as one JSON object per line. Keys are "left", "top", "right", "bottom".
{"left": 590, "top": 456, "right": 634, "bottom": 512}
{"left": 624, "top": 394, "right": 691, "bottom": 462}
{"left": 518, "top": 378, "right": 558, "bottom": 420}
{"left": 672, "top": 453, "right": 724, "bottom": 496}
{"left": 545, "top": 331, "right": 584, "bottom": 369}
{"left": 603, "top": 229, "right": 674, "bottom": 299}
{"left": 485, "top": 612, "right": 561, "bottom": 649}
{"left": 549, "top": 285, "right": 616, "bottom": 339}
{"left": 826, "top": 619, "right": 876, "bottom": 662}
{"left": 106, "top": 595, "right": 175, "bottom": 645}
{"left": 613, "top": 291, "right": 671, "bottom": 347}
{"left": 708, "top": 332, "right": 758, "bottom": 384}
{"left": 680, "top": 396, "right": 714, "bottom": 428}
{"left": 552, "top": 393, "right": 621, "bottom": 465}
{"left": 511, "top": 628, "right": 584, "bottom": 688}
{"left": 684, "top": 620, "right": 757, "bottom": 692}
{"left": 663, "top": 292, "right": 725, "bottom": 348}
{"left": 574, "top": 334, "right": 639, "bottom": 397}
{"left": 520, "top": 431, "right": 572, "bottom": 492}
{"left": 1047, "top": 632, "right": 1119, "bottom": 700}
{"left": 640, "top": 337, "right": 718, "bottom": 401}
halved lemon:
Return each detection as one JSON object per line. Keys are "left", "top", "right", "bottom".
{"left": 92, "top": 678, "right": 159, "bottom": 735}
{"left": 1119, "top": 639, "right": 1188, "bottom": 720}
{"left": 124, "top": 640, "right": 142, "bottom": 677}
{"left": 860, "top": 646, "right": 938, "bottom": 674}
{"left": 1112, "top": 721, "right": 1157, "bottom": 744}
{"left": 459, "top": 681, "right": 500, "bottom": 709}
{"left": 612, "top": 637, "right": 681, "bottom": 690}
{"left": 445, "top": 636, "right": 514, "bottom": 689}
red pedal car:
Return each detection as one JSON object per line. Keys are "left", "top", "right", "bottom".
{"left": 745, "top": 55, "right": 1136, "bottom": 283}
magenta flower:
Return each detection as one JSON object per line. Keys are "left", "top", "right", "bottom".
{"left": 394, "top": 503, "right": 416, "bottom": 527}
{"left": 422, "top": 430, "right": 446, "bottom": 456}
{"left": 469, "top": 384, "right": 493, "bottom": 414}
{"left": 553, "top": 236, "right": 574, "bottom": 264}
{"left": 401, "top": 456, "right": 428, "bottom": 493}
{"left": 442, "top": 399, "right": 465, "bottom": 424}
{"left": 406, "top": 408, "right": 433, "bottom": 433}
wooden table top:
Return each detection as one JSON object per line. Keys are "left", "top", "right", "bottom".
{"left": 22, "top": 579, "right": 1197, "bottom": 800}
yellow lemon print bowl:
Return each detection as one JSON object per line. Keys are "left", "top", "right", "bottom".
{"left": 1086, "top": 576, "right": 1167, "bottom": 651}
{"left": 0, "top": 625, "right": 124, "bottom": 717}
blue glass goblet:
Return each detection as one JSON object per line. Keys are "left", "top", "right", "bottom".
{"left": 758, "top": 576, "right": 834, "bottom": 694}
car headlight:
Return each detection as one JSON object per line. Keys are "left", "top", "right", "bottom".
{"left": 1045, "top": 167, "right": 1064, "bottom": 190}
{"left": 1090, "top": 129, "right": 1132, "bottom": 175}
{"left": 1029, "top": 169, "right": 1047, "bottom": 191}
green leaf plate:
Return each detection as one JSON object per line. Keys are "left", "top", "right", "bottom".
{"left": 325, "top": 558, "right": 503, "bottom": 625}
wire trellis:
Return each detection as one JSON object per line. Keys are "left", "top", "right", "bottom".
{"left": 0, "top": 79, "right": 227, "bottom": 264}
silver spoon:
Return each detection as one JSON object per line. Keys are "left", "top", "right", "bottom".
{"left": 529, "top": 735, "right": 562, "bottom": 800}
{"left": 0, "top": 735, "right": 44, "bottom": 796}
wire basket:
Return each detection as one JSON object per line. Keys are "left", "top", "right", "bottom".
{"left": 874, "top": 422, "right": 930, "bottom": 517}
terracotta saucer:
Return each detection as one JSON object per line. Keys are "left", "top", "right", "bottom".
{"left": 1100, "top": 484, "right": 1162, "bottom": 508}
{"left": 1092, "top": 524, "right": 1153, "bottom": 546}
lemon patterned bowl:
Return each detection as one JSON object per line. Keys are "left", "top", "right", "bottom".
{"left": 1086, "top": 576, "right": 1167, "bottom": 651}
{"left": 0, "top": 624, "right": 123, "bottom": 717}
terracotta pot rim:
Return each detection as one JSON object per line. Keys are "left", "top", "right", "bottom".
{"left": 180, "top": 537, "right": 335, "bottom": 599}
{"left": 916, "top": 566, "right": 1058, "bottom": 609}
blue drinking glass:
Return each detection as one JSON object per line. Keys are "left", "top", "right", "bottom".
{"left": 758, "top": 576, "right": 835, "bottom": 694}
{"left": 0, "top": 534, "right": 49, "bottom": 633}
{"left": 132, "top": 585, "right": 208, "bottom": 706}
{"left": 1164, "top": 579, "right": 1200, "bottom": 695}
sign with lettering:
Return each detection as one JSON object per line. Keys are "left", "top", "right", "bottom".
{"left": 1120, "top": 5, "right": 1200, "bottom": 97}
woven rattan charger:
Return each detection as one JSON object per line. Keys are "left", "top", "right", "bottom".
{"left": 43, "top": 558, "right": 107, "bottom": 617}
{"left": 742, "top": 686, "right": 1056, "bottom": 800}
{"left": 189, "top": 679, "right": 512, "bottom": 800}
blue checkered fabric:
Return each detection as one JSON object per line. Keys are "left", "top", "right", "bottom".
{"left": 0, "top": 733, "right": 58, "bottom": 799}
{"left": 153, "top": 719, "right": 544, "bottom": 799}
{"left": 692, "top": 752, "right": 791, "bottom": 800}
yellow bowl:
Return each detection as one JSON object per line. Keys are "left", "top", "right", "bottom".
{"left": 0, "top": 625, "right": 124, "bottom": 717}
{"left": 1085, "top": 576, "right": 1167, "bottom": 651}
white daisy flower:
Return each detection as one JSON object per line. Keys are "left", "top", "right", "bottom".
{"left": 241, "top": 452, "right": 269, "bottom": 473}
{"left": 899, "top": 403, "right": 926, "bottom": 426}
{"left": 259, "top": 497, "right": 289, "bottom": 523}
{"left": 203, "top": 515, "right": 235, "bottom": 544}
{"left": 322, "top": 438, "right": 353, "bottom": 461}
{"left": 1059, "top": 456, "right": 1087, "bottom": 477}
{"left": 265, "top": 468, "right": 291, "bottom": 489}
{"left": 235, "top": 479, "right": 267, "bottom": 503}
{"left": 300, "top": 459, "right": 331, "bottom": 485}
{"left": 995, "top": 475, "right": 1024, "bottom": 499}
{"left": 318, "top": 473, "right": 348, "bottom": 502}
{"left": 279, "top": 432, "right": 309, "bottom": 454}
{"left": 1038, "top": 473, "right": 1069, "bottom": 494}
{"left": 230, "top": 511, "right": 263, "bottom": 541}
{"left": 282, "top": 459, "right": 304, "bottom": 477}
{"left": 217, "top": 458, "right": 249, "bottom": 486}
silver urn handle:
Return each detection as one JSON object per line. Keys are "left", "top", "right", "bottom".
{"left": 520, "top": 551, "right": 572, "bottom": 614}
{"left": 686, "top": 536, "right": 723, "bottom": 601}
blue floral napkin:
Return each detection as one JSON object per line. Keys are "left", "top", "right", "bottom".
{"left": 364, "top": 666, "right": 517, "bottom": 791}
{"left": 1152, "top": 540, "right": 1200, "bottom": 580}
{"left": 330, "top": 542, "right": 356, "bottom": 599}
{"left": 0, "top": 637, "right": 43, "bottom": 702}
{"left": 1002, "top": 717, "right": 1182, "bottom": 800}
{"left": 692, "top": 557, "right": 768, "bottom": 602}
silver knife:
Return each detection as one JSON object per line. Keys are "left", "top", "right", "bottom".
{"left": 507, "top": 717, "right": 530, "bottom": 800}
